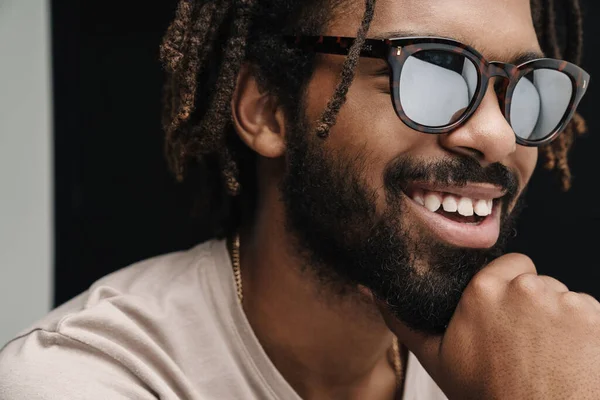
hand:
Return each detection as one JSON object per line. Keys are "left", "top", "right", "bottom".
{"left": 378, "top": 253, "right": 600, "bottom": 400}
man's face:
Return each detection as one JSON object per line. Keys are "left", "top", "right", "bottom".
{"left": 280, "top": 0, "right": 541, "bottom": 334}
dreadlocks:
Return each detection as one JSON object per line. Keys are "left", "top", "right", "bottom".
{"left": 531, "top": 0, "right": 587, "bottom": 190}
{"left": 160, "top": 0, "right": 587, "bottom": 237}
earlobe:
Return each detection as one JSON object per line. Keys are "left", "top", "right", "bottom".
{"left": 231, "top": 64, "right": 286, "bottom": 158}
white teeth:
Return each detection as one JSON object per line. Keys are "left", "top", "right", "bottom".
{"left": 413, "top": 190, "right": 425, "bottom": 206}
{"left": 442, "top": 195, "right": 458, "bottom": 212}
{"left": 414, "top": 189, "right": 495, "bottom": 219}
{"left": 424, "top": 193, "right": 442, "bottom": 212}
{"left": 474, "top": 199, "right": 490, "bottom": 216}
{"left": 457, "top": 197, "right": 474, "bottom": 216}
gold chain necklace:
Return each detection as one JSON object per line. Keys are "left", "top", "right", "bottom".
{"left": 230, "top": 233, "right": 404, "bottom": 389}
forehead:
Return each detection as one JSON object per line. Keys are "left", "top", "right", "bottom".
{"left": 328, "top": 0, "right": 542, "bottom": 61}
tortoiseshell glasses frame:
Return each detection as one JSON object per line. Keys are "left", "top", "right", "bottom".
{"left": 285, "top": 35, "right": 590, "bottom": 147}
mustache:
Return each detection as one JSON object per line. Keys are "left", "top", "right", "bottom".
{"left": 384, "top": 155, "right": 520, "bottom": 205}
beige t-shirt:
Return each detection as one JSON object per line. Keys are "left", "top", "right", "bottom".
{"left": 0, "top": 240, "right": 447, "bottom": 399}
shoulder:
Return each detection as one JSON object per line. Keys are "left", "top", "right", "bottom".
{"left": 0, "top": 329, "right": 157, "bottom": 399}
{"left": 87, "top": 239, "right": 219, "bottom": 298}
{"left": 13, "top": 239, "right": 221, "bottom": 336}
{"left": 0, "top": 239, "right": 228, "bottom": 399}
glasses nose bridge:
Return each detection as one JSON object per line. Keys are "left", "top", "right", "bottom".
{"left": 487, "top": 62, "right": 514, "bottom": 80}
{"left": 479, "top": 62, "right": 515, "bottom": 120}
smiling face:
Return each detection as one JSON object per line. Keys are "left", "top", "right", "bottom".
{"left": 302, "top": 0, "right": 541, "bottom": 242}
{"left": 278, "top": 0, "right": 543, "bottom": 333}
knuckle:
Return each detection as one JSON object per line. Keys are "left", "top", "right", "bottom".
{"left": 562, "top": 293, "right": 600, "bottom": 330}
{"left": 560, "top": 291, "right": 587, "bottom": 312}
{"left": 510, "top": 273, "right": 544, "bottom": 296}
{"left": 583, "top": 313, "right": 600, "bottom": 330}
{"left": 467, "top": 274, "right": 501, "bottom": 299}
{"left": 504, "top": 253, "right": 537, "bottom": 273}
{"left": 578, "top": 309, "right": 600, "bottom": 330}
{"left": 581, "top": 293, "right": 600, "bottom": 306}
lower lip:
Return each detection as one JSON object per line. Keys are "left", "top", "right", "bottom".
{"left": 405, "top": 196, "right": 501, "bottom": 249}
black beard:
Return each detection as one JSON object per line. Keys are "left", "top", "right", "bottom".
{"left": 280, "top": 115, "right": 525, "bottom": 335}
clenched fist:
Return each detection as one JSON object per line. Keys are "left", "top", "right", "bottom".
{"left": 380, "top": 253, "right": 600, "bottom": 400}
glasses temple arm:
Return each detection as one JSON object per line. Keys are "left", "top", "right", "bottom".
{"left": 283, "top": 35, "right": 390, "bottom": 59}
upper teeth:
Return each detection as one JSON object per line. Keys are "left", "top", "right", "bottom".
{"left": 414, "top": 190, "right": 493, "bottom": 217}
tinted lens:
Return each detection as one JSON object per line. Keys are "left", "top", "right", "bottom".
{"left": 399, "top": 50, "right": 478, "bottom": 127}
{"left": 510, "top": 69, "right": 573, "bottom": 141}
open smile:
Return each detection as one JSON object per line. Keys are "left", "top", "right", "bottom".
{"left": 403, "top": 181, "right": 506, "bottom": 249}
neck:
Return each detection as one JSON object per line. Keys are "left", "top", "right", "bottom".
{"left": 234, "top": 199, "right": 405, "bottom": 400}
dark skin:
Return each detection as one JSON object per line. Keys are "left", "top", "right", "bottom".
{"left": 231, "top": 0, "right": 600, "bottom": 399}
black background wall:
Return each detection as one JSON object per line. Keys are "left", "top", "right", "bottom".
{"left": 52, "top": 0, "right": 600, "bottom": 306}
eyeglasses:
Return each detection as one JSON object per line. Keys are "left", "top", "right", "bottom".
{"left": 285, "top": 35, "right": 590, "bottom": 147}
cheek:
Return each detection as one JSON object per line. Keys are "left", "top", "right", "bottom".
{"left": 305, "top": 72, "right": 424, "bottom": 183}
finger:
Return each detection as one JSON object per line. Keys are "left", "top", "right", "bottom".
{"left": 537, "top": 275, "right": 569, "bottom": 292}
{"left": 477, "top": 253, "right": 537, "bottom": 282}
{"left": 374, "top": 298, "right": 443, "bottom": 367}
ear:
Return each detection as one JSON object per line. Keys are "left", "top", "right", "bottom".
{"left": 231, "top": 64, "right": 287, "bottom": 158}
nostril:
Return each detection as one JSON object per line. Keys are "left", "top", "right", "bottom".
{"left": 455, "top": 146, "right": 485, "bottom": 160}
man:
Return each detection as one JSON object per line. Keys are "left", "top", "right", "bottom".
{"left": 0, "top": 0, "right": 597, "bottom": 398}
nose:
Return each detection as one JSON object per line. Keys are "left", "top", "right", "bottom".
{"left": 438, "top": 81, "right": 517, "bottom": 166}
